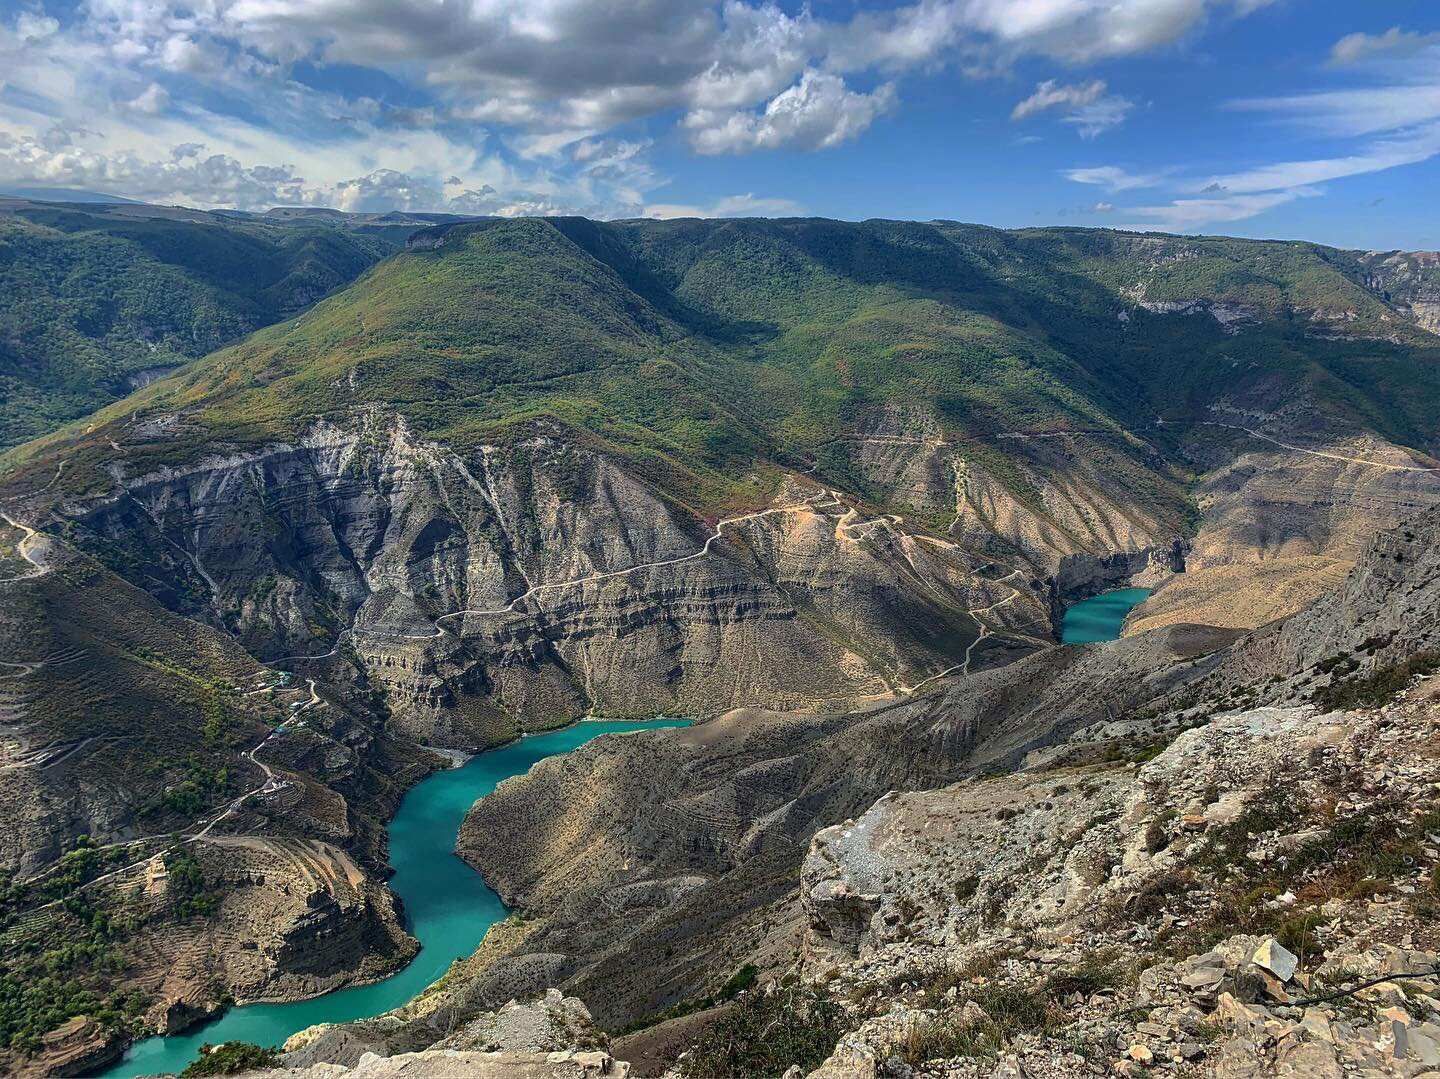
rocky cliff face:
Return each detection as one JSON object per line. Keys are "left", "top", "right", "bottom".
{"left": 54, "top": 837, "right": 418, "bottom": 1050}
{"left": 796, "top": 695, "right": 1440, "bottom": 1077}
{"left": 271, "top": 504, "right": 1440, "bottom": 1077}
{"left": 1124, "top": 418, "right": 1440, "bottom": 635}
{"left": 828, "top": 406, "right": 1188, "bottom": 587}
{"left": 7, "top": 215, "right": 1440, "bottom": 1077}
{"left": 0, "top": 523, "right": 436, "bottom": 1074}
{"left": 60, "top": 412, "right": 1053, "bottom": 746}
{"left": 1175, "top": 501, "right": 1440, "bottom": 711}
{"left": 1358, "top": 250, "right": 1440, "bottom": 335}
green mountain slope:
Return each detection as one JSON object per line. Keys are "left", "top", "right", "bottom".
{"left": 0, "top": 200, "right": 404, "bottom": 448}
{"left": 4, "top": 216, "right": 1437, "bottom": 522}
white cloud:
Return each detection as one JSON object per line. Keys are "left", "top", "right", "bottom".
{"left": 1013, "top": 79, "right": 1133, "bottom": 136}
{"left": 0, "top": 0, "right": 1278, "bottom": 213}
{"left": 13, "top": 12, "right": 59, "bottom": 42}
{"left": 685, "top": 71, "right": 897, "bottom": 155}
{"left": 47, "top": 0, "right": 1272, "bottom": 148}
{"left": 959, "top": 0, "right": 1248, "bottom": 64}
{"left": 122, "top": 83, "right": 169, "bottom": 115}
{"left": 1063, "top": 165, "right": 1166, "bottom": 191}
{"left": 1050, "top": 19, "right": 1440, "bottom": 234}
{"left": 0, "top": 130, "right": 312, "bottom": 207}
{"left": 1196, "top": 123, "right": 1440, "bottom": 195}
{"left": 1012, "top": 79, "right": 1106, "bottom": 120}
{"left": 1066, "top": 95, "right": 1134, "bottom": 138}
{"left": 1213, "top": 40, "right": 1440, "bottom": 204}
{"left": 1070, "top": 27, "right": 1440, "bottom": 234}
{"left": 643, "top": 192, "right": 806, "bottom": 218}
{"left": 1231, "top": 82, "right": 1440, "bottom": 141}
{"left": 1330, "top": 26, "right": 1440, "bottom": 66}
{"left": 1118, "top": 187, "right": 1316, "bottom": 231}
{"left": 1233, "top": 37, "right": 1440, "bottom": 139}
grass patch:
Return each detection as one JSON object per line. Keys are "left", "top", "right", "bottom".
{"left": 678, "top": 981, "right": 845, "bottom": 1078}
{"left": 901, "top": 981, "right": 1063, "bottom": 1066}
{"left": 612, "top": 963, "right": 760, "bottom": 1036}
{"left": 1165, "top": 793, "right": 1434, "bottom": 961}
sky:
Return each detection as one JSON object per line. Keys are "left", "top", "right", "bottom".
{"left": 0, "top": 0, "right": 1436, "bottom": 249}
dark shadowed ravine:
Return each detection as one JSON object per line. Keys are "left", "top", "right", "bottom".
{"left": 102, "top": 720, "right": 688, "bottom": 1078}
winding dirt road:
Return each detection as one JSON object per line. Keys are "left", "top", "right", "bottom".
{"left": 19, "top": 683, "right": 321, "bottom": 903}
{"left": 1196, "top": 420, "right": 1440, "bottom": 473}
{"left": 0, "top": 511, "right": 48, "bottom": 583}
{"left": 271, "top": 483, "right": 1046, "bottom": 700}
{"left": 429, "top": 489, "right": 845, "bottom": 632}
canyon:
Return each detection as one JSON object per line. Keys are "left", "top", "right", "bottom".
{"left": 1, "top": 213, "right": 1439, "bottom": 1076}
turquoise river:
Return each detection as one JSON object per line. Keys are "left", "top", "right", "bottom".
{"left": 104, "top": 719, "right": 688, "bottom": 1078}
{"left": 1060, "top": 587, "right": 1153, "bottom": 644}
{"left": 105, "top": 591, "right": 1140, "bottom": 1076}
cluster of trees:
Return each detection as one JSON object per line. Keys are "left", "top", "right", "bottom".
{"left": 0, "top": 836, "right": 221, "bottom": 1054}
{"left": 0, "top": 847, "right": 146, "bottom": 1053}
{"left": 0, "top": 208, "right": 392, "bottom": 449}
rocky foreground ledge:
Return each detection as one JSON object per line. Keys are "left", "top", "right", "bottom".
{"left": 796, "top": 693, "right": 1440, "bottom": 1077}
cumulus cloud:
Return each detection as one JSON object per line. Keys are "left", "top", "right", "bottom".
{"left": 958, "top": 0, "right": 1257, "bottom": 64}
{"left": 1011, "top": 79, "right": 1132, "bottom": 136}
{"left": 685, "top": 71, "right": 897, "bottom": 155}
{"left": 0, "top": 0, "right": 1278, "bottom": 213}
{"left": 0, "top": 130, "right": 312, "bottom": 207}
{"left": 0, "top": 127, "right": 612, "bottom": 216}
{"left": 42, "top": 0, "right": 1271, "bottom": 150}
{"left": 1330, "top": 26, "right": 1440, "bottom": 66}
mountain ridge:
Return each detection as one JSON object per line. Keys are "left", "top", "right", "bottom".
{"left": 3, "top": 212, "right": 1440, "bottom": 1074}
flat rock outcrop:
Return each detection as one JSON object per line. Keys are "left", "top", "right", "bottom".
{"left": 258, "top": 990, "right": 619, "bottom": 1078}
{"left": 239, "top": 1048, "right": 628, "bottom": 1078}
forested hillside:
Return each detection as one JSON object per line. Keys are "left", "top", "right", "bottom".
{"left": 6, "top": 215, "right": 1437, "bottom": 520}
{"left": 0, "top": 199, "right": 403, "bottom": 448}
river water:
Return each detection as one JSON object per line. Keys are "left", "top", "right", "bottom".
{"left": 105, "top": 591, "right": 1140, "bottom": 1077}
{"left": 104, "top": 719, "right": 688, "bottom": 1078}
{"left": 1059, "top": 587, "right": 1152, "bottom": 644}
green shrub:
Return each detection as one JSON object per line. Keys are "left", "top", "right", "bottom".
{"left": 1313, "top": 651, "right": 1440, "bottom": 711}
{"left": 679, "top": 984, "right": 845, "bottom": 1078}
{"left": 165, "top": 849, "right": 219, "bottom": 918}
{"left": 181, "top": 1042, "right": 280, "bottom": 1076}
{"left": 901, "top": 981, "right": 1059, "bottom": 1066}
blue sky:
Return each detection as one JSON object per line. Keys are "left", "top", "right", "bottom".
{"left": 0, "top": 0, "right": 1436, "bottom": 248}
